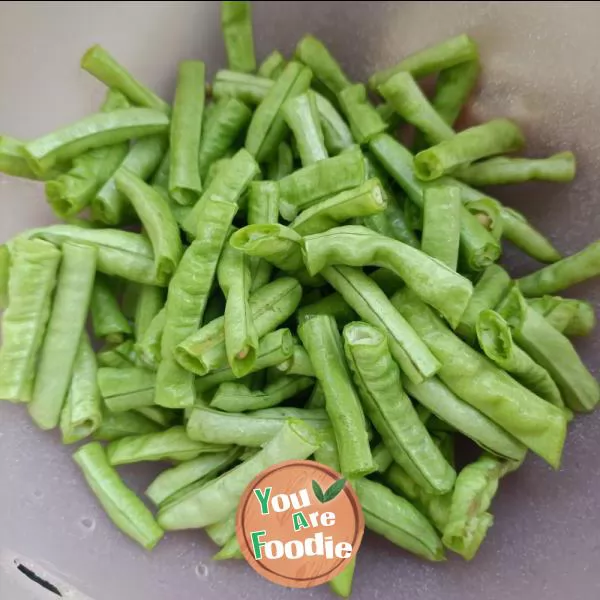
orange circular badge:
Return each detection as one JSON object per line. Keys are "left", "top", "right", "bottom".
{"left": 236, "top": 460, "right": 364, "bottom": 589}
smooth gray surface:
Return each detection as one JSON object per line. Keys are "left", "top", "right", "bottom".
{"left": 1, "top": 1, "right": 599, "bottom": 599}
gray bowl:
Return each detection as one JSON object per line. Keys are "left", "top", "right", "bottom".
{"left": 1, "top": 2, "right": 599, "bottom": 599}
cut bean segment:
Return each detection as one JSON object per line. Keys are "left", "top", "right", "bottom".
{"left": 221, "top": 1, "right": 256, "bottom": 73}
{"left": 298, "top": 314, "right": 375, "bottom": 478}
{"left": 0, "top": 239, "right": 61, "bottom": 403}
{"left": 29, "top": 243, "right": 97, "bottom": 430}
{"left": 344, "top": 321, "right": 456, "bottom": 494}
{"left": 245, "top": 62, "right": 312, "bottom": 163}
{"left": 24, "top": 108, "right": 169, "bottom": 175}
{"left": 169, "top": 60, "right": 205, "bottom": 205}
{"left": 59, "top": 333, "right": 103, "bottom": 444}
{"left": 81, "top": 45, "right": 170, "bottom": 113}
{"left": 158, "top": 419, "right": 320, "bottom": 530}
{"left": 421, "top": 185, "right": 461, "bottom": 270}
{"left": 414, "top": 119, "right": 525, "bottom": 181}
{"left": 369, "top": 34, "right": 479, "bottom": 89}
{"left": 392, "top": 288, "right": 567, "bottom": 468}
{"left": 73, "top": 442, "right": 164, "bottom": 549}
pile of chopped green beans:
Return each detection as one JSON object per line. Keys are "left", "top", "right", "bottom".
{"left": 0, "top": 1, "right": 598, "bottom": 596}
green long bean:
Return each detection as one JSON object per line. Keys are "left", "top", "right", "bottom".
{"left": 315, "top": 92, "right": 354, "bottom": 155}
{"left": 369, "top": 34, "right": 479, "bottom": 89}
{"left": 182, "top": 147, "right": 259, "bottom": 237}
{"left": 278, "top": 147, "right": 366, "bottom": 221}
{"left": 392, "top": 288, "right": 567, "bottom": 468}
{"left": 457, "top": 152, "right": 576, "bottom": 186}
{"left": 217, "top": 241, "right": 258, "bottom": 377}
{"left": 464, "top": 196, "right": 503, "bottom": 240}
{"left": 98, "top": 367, "right": 155, "bottom": 413}
{"left": 135, "top": 406, "right": 176, "bottom": 428}
{"left": 378, "top": 72, "right": 455, "bottom": 144}
{"left": 134, "top": 285, "right": 164, "bottom": 342}
{"left": 298, "top": 314, "right": 375, "bottom": 477}
{"left": 212, "top": 70, "right": 273, "bottom": 105}
{"left": 499, "top": 206, "right": 562, "bottom": 264}
{"left": 73, "top": 442, "right": 164, "bottom": 549}
{"left": 169, "top": 60, "right": 205, "bottom": 205}
{"left": 210, "top": 375, "right": 314, "bottom": 412}
{"left": 107, "top": 426, "right": 229, "bottom": 465}
{"left": 339, "top": 84, "right": 388, "bottom": 144}
{"left": 383, "top": 461, "right": 451, "bottom": 535}
{"left": 94, "top": 410, "right": 161, "bottom": 441}
{"left": 0, "top": 135, "right": 65, "bottom": 180}
{"left": 26, "top": 225, "right": 161, "bottom": 286}
{"left": 267, "top": 141, "right": 294, "bottom": 181}
{"left": 329, "top": 557, "right": 356, "bottom": 599}
{"left": 175, "top": 277, "right": 301, "bottom": 376}
{"left": 371, "top": 443, "right": 394, "bottom": 473}
{"left": 198, "top": 98, "right": 253, "bottom": 180}
{"left": 404, "top": 375, "right": 526, "bottom": 461}
{"left": 245, "top": 62, "right": 312, "bottom": 163}
{"left": 297, "top": 292, "right": 358, "bottom": 326}
{"left": 0, "top": 245, "right": 9, "bottom": 310}
{"left": 60, "top": 333, "right": 103, "bottom": 444}
{"left": 359, "top": 192, "right": 420, "bottom": 249}
{"left": 302, "top": 225, "right": 473, "bottom": 328}
{"left": 498, "top": 286, "right": 599, "bottom": 413}
{"left": 187, "top": 403, "right": 328, "bottom": 447}
{"left": 195, "top": 328, "right": 294, "bottom": 390}
{"left": 221, "top": 1, "right": 256, "bottom": 73}
{"left": 206, "top": 513, "right": 237, "bottom": 548}
{"left": 368, "top": 133, "right": 500, "bottom": 270}
{"left": 213, "top": 536, "right": 243, "bottom": 560}
{"left": 24, "top": 108, "right": 169, "bottom": 175}
{"left": 97, "top": 340, "right": 143, "bottom": 369}
{"left": 90, "top": 274, "right": 132, "bottom": 344}
{"left": 28, "top": 243, "right": 97, "bottom": 430}
{"left": 431, "top": 60, "right": 480, "bottom": 125}
{"left": 282, "top": 91, "right": 328, "bottom": 166}
{"left": 92, "top": 134, "right": 168, "bottom": 225}
{"left": 146, "top": 448, "right": 241, "bottom": 506}
{"left": 158, "top": 419, "right": 320, "bottom": 530}
{"left": 45, "top": 90, "right": 131, "bottom": 218}
{"left": 247, "top": 180, "right": 280, "bottom": 290}
{"left": 476, "top": 309, "right": 564, "bottom": 409}
{"left": 229, "top": 225, "right": 320, "bottom": 286}
{"left": 518, "top": 239, "right": 600, "bottom": 296}
{"left": 529, "top": 295, "right": 596, "bottom": 337}
{"left": 157, "top": 198, "right": 237, "bottom": 408}
{"left": 456, "top": 264, "right": 512, "bottom": 342}
{"left": 81, "top": 45, "right": 170, "bottom": 113}
{"left": 527, "top": 296, "right": 577, "bottom": 333}
{"left": 443, "top": 453, "right": 521, "bottom": 560}
{"left": 354, "top": 478, "right": 444, "bottom": 561}
{"left": 414, "top": 118, "right": 525, "bottom": 181}
{"left": 295, "top": 35, "right": 351, "bottom": 96}
{"left": 421, "top": 185, "right": 461, "bottom": 270}
{"left": 344, "top": 322, "right": 456, "bottom": 494}
{"left": 290, "top": 179, "right": 387, "bottom": 236}
{"left": 115, "top": 167, "right": 183, "bottom": 282}
{"left": 412, "top": 60, "right": 480, "bottom": 152}
{"left": 136, "top": 307, "right": 165, "bottom": 370}
{"left": 275, "top": 342, "right": 314, "bottom": 377}
{"left": 258, "top": 50, "right": 286, "bottom": 79}
{"left": 0, "top": 239, "right": 61, "bottom": 402}
{"left": 321, "top": 265, "right": 440, "bottom": 384}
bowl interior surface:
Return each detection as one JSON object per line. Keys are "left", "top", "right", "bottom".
{"left": 1, "top": 2, "right": 599, "bottom": 599}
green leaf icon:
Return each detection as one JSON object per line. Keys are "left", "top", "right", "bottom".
{"left": 312, "top": 479, "right": 325, "bottom": 502}
{"left": 323, "top": 477, "right": 346, "bottom": 502}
